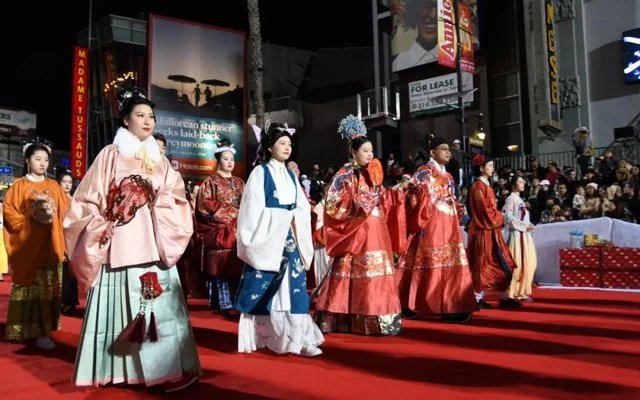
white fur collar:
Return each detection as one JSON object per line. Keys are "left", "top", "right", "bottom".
{"left": 113, "top": 127, "right": 161, "bottom": 162}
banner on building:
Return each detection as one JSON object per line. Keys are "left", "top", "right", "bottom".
{"left": 408, "top": 72, "right": 474, "bottom": 117}
{"left": 71, "top": 46, "right": 89, "bottom": 179}
{"left": 437, "top": 0, "right": 475, "bottom": 74}
{"left": 532, "top": 0, "right": 562, "bottom": 134}
{"left": 148, "top": 15, "right": 247, "bottom": 181}
{"left": 0, "top": 107, "right": 36, "bottom": 137}
{"left": 544, "top": 0, "right": 560, "bottom": 125}
{"left": 457, "top": 1, "right": 475, "bottom": 73}
{"left": 390, "top": 0, "right": 479, "bottom": 73}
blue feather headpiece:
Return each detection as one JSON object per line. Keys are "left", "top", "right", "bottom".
{"left": 338, "top": 114, "right": 367, "bottom": 140}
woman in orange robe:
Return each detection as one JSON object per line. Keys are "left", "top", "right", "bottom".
{"left": 3, "top": 142, "right": 68, "bottom": 349}
{"left": 195, "top": 139, "right": 245, "bottom": 312}
{"left": 467, "top": 155, "right": 521, "bottom": 309}
{"left": 314, "top": 115, "right": 402, "bottom": 336}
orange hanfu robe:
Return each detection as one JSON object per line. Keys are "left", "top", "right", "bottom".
{"left": 468, "top": 178, "right": 517, "bottom": 293}
{"left": 3, "top": 177, "right": 69, "bottom": 341}
{"left": 396, "top": 161, "right": 478, "bottom": 314}
{"left": 314, "top": 161, "right": 402, "bottom": 336}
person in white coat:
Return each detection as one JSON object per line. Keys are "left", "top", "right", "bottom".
{"left": 234, "top": 121, "right": 324, "bottom": 357}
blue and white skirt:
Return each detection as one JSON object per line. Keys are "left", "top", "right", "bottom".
{"left": 235, "top": 229, "right": 324, "bottom": 354}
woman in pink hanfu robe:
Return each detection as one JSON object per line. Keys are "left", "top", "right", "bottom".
{"left": 63, "top": 87, "right": 201, "bottom": 393}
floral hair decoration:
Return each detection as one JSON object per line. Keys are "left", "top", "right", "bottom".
{"left": 473, "top": 154, "right": 486, "bottom": 167}
{"left": 338, "top": 115, "right": 367, "bottom": 140}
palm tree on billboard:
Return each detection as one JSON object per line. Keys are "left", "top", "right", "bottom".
{"left": 247, "top": 0, "right": 265, "bottom": 128}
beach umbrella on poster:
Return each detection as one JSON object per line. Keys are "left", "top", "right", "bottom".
{"left": 167, "top": 75, "right": 197, "bottom": 96}
{"left": 201, "top": 79, "right": 230, "bottom": 96}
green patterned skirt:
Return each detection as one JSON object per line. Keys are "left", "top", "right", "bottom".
{"left": 74, "top": 263, "right": 202, "bottom": 387}
{"left": 4, "top": 264, "right": 62, "bottom": 341}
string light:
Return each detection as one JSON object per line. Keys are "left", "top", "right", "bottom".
{"left": 103, "top": 72, "right": 137, "bottom": 92}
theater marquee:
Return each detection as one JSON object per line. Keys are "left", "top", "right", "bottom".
{"left": 71, "top": 46, "right": 89, "bottom": 179}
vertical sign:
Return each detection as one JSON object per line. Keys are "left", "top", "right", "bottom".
{"left": 103, "top": 51, "right": 119, "bottom": 117}
{"left": 545, "top": 0, "right": 560, "bottom": 124}
{"left": 437, "top": 0, "right": 475, "bottom": 73}
{"left": 437, "top": 0, "right": 457, "bottom": 70}
{"left": 458, "top": 2, "right": 475, "bottom": 74}
{"left": 71, "top": 46, "right": 89, "bottom": 179}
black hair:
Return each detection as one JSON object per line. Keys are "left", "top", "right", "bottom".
{"left": 56, "top": 169, "right": 73, "bottom": 183}
{"left": 508, "top": 174, "right": 523, "bottom": 191}
{"left": 22, "top": 143, "right": 51, "bottom": 177}
{"left": 153, "top": 132, "right": 166, "bottom": 146}
{"left": 56, "top": 168, "right": 75, "bottom": 195}
{"left": 214, "top": 139, "right": 234, "bottom": 162}
{"left": 117, "top": 86, "right": 156, "bottom": 128}
{"left": 257, "top": 122, "right": 293, "bottom": 164}
{"left": 348, "top": 136, "right": 371, "bottom": 157}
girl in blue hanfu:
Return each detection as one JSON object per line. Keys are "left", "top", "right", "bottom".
{"left": 234, "top": 121, "right": 324, "bottom": 357}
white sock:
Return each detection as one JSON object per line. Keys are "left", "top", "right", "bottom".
{"left": 475, "top": 291, "right": 485, "bottom": 302}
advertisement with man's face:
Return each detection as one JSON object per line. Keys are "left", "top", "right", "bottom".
{"left": 391, "top": 0, "right": 479, "bottom": 73}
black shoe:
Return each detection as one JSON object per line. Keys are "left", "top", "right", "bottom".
{"left": 499, "top": 299, "right": 522, "bottom": 308}
{"left": 61, "top": 305, "right": 76, "bottom": 316}
{"left": 402, "top": 307, "right": 418, "bottom": 320}
{"left": 441, "top": 313, "right": 472, "bottom": 323}
{"left": 478, "top": 299, "right": 493, "bottom": 309}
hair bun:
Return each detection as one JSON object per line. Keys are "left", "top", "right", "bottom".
{"left": 117, "top": 86, "right": 148, "bottom": 112}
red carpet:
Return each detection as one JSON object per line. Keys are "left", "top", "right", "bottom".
{"left": 1, "top": 280, "right": 639, "bottom": 400}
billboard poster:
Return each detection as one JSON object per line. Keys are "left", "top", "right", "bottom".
{"left": 391, "top": 0, "right": 479, "bottom": 73}
{"left": 0, "top": 107, "right": 36, "bottom": 137}
{"left": 71, "top": 46, "right": 89, "bottom": 179}
{"left": 408, "top": 72, "right": 474, "bottom": 117}
{"left": 148, "top": 15, "right": 247, "bottom": 181}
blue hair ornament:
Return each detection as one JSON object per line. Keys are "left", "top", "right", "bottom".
{"left": 338, "top": 114, "right": 367, "bottom": 140}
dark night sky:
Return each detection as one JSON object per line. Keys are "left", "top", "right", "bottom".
{"left": 0, "top": 1, "right": 372, "bottom": 151}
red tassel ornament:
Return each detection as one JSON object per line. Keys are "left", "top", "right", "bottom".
{"left": 116, "top": 272, "right": 163, "bottom": 345}
{"left": 148, "top": 311, "right": 158, "bottom": 342}
{"left": 116, "top": 313, "right": 146, "bottom": 344}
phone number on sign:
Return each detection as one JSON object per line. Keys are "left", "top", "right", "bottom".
{"left": 411, "top": 99, "right": 455, "bottom": 109}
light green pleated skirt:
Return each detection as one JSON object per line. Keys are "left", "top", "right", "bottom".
{"left": 74, "top": 264, "right": 202, "bottom": 387}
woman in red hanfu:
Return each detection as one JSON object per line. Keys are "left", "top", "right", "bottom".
{"left": 195, "top": 139, "right": 245, "bottom": 313}
{"left": 314, "top": 115, "right": 403, "bottom": 336}
{"left": 467, "top": 155, "right": 521, "bottom": 309}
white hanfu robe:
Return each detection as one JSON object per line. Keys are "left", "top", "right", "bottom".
{"left": 236, "top": 159, "right": 324, "bottom": 355}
